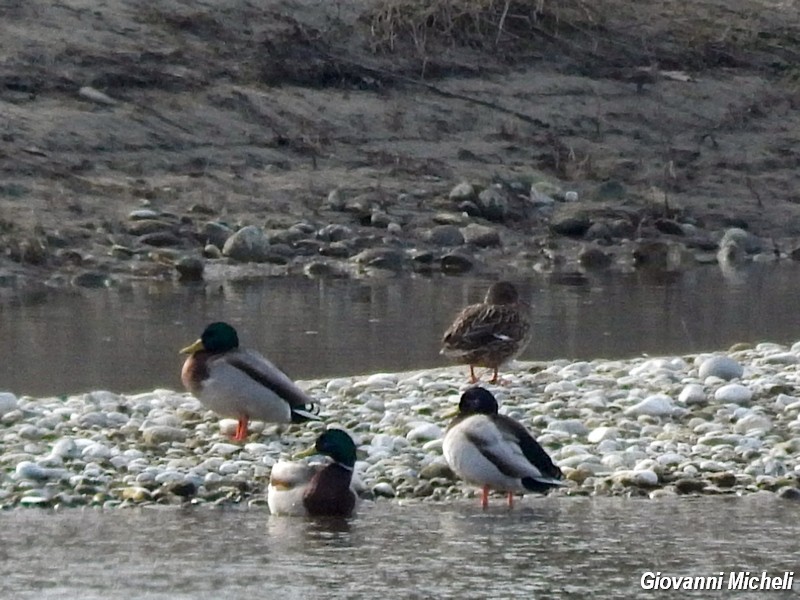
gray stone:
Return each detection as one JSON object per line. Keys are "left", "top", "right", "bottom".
{"left": 319, "top": 242, "right": 353, "bottom": 258}
{"left": 370, "top": 211, "right": 392, "bottom": 228}
{"left": 698, "top": 356, "right": 743, "bottom": 380}
{"left": 202, "top": 222, "right": 234, "bottom": 249}
{"left": 128, "top": 209, "right": 161, "bottom": 221}
{"left": 448, "top": 181, "right": 476, "bottom": 202}
{"left": 461, "top": 224, "right": 500, "bottom": 247}
{"left": 222, "top": 225, "right": 272, "bottom": 262}
{"left": 624, "top": 394, "right": 676, "bottom": 417}
{"left": 440, "top": 252, "right": 474, "bottom": 274}
{"left": 419, "top": 462, "right": 455, "bottom": 480}
{"left": 584, "top": 222, "right": 613, "bottom": 241}
{"left": 713, "top": 383, "right": 752, "bottom": 405}
{"left": 777, "top": 487, "right": 800, "bottom": 501}
{"left": 0, "top": 392, "right": 18, "bottom": 417}
{"left": 316, "top": 224, "right": 353, "bottom": 242}
{"left": 325, "top": 189, "right": 346, "bottom": 211}
{"left": 175, "top": 256, "right": 204, "bottom": 281}
{"left": 550, "top": 215, "right": 591, "bottom": 237}
{"left": 352, "top": 248, "right": 407, "bottom": 271}
{"left": 127, "top": 219, "right": 174, "bottom": 236}
{"left": 427, "top": 225, "right": 464, "bottom": 247}
{"left": 137, "top": 232, "right": 182, "bottom": 247}
{"left": 476, "top": 186, "right": 508, "bottom": 222}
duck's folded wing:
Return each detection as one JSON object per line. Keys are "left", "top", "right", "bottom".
{"left": 443, "top": 305, "right": 527, "bottom": 349}
{"left": 464, "top": 424, "right": 544, "bottom": 479}
{"left": 496, "top": 416, "right": 562, "bottom": 480}
{"left": 225, "top": 349, "right": 315, "bottom": 409}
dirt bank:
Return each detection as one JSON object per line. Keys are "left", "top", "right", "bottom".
{"left": 2, "top": 0, "right": 800, "bottom": 287}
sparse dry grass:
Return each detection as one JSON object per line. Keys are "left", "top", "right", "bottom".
{"left": 365, "top": 0, "right": 603, "bottom": 53}
{"left": 363, "top": 0, "right": 800, "bottom": 73}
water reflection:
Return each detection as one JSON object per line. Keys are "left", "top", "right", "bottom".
{"left": 2, "top": 261, "right": 800, "bottom": 396}
{"left": 0, "top": 497, "right": 797, "bottom": 599}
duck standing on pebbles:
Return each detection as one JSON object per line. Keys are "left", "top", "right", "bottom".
{"left": 180, "top": 322, "right": 319, "bottom": 442}
{"left": 268, "top": 429, "right": 359, "bottom": 517}
{"left": 441, "top": 281, "right": 531, "bottom": 384}
{"left": 443, "top": 387, "right": 564, "bottom": 509}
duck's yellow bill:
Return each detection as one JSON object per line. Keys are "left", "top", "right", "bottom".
{"left": 180, "top": 339, "right": 205, "bottom": 355}
{"left": 293, "top": 445, "right": 318, "bottom": 459}
{"left": 441, "top": 406, "right": 459, "bottom": 419}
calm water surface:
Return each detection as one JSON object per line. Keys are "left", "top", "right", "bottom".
{"left": 1, "top": 497, "right": 797, "bottom": 599}
{"left": 2, "top": 261, "right": 800, "bottom": 396}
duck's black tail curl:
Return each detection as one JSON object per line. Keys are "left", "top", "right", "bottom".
{"left": 291, "top": 402, "right": 322, "bottom": 423}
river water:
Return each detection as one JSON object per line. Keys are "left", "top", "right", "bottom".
{"left": 3, "top": 264, "right": 800, "bottom": 598}
{"left": 2, "top": 260, "right": 800, "bottom": 396}
{"left": 1, "top": 496, "right": 797, "bottom": 599}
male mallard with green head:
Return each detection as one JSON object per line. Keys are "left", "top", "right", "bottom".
{"left": 443, "top": 387, "right": 564, "bottom": 509}
{"left": 180, "top": 322, "right": 318, "bottom": 442}
{"left": 441, "top": 281, "right": 531, "bottom": 384}
{"left": 268, "top": 428, "right": 359, "bottom": 517}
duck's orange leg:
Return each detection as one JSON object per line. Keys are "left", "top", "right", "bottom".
{"left": 469, "top": 365, "right": 479, "bottom": 384}
{"left": 489, "top": 367, "right": 499, "bottom": 384}
{"left": 233, "top": 417, "right": 249, "bottom": 442}
{"left": 481, "top": 485, "right": 490, "bottom": 510}
{"left": 506, "top": 491, "right": 514, "bottom": 509}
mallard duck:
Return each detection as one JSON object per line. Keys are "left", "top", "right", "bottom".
{"left": 443, "top": 387, "right": 564, "bottom": 509}
{"left": 268, "top": 428, "right": 358, "bottom": 517}
{"left": 180, "top": 322, "right": 319, "bottom": 442}
{"left": 441, "top": 281, "right": 531, "bottom": 384}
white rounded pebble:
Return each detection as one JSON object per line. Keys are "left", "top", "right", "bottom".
{"left": 218, "top": 419, "right": 239, "bottom": 437}
{"left": 15, "top": 461, "right": 50, "bottom": 481}
{"left": 81, "top": 443, "right": 113, "bottom": 460}
{"left": 588, "top": 426, "right": 618, "bottom": 444}
{"left": 678, "top": 384, "right": 706, "bottom": 405}
{"left": 364, "top": 399, "right": 385, "bottom": 412}
{"left": 544, "top": 381, "right": 578, "bottom": 394}
{"left": 406, "top": 423, "right": 442, "bottom": 442}
{"left": 624, "top": 394, "right": 676, "bottom": 417}
{"left": 762, "top": 352, "right": 798, "bottom": 365}
{"left": 372, "top": 482, "right": 396, "bottom": 497}
{"left": 699, "top": 460, "right": 729, "bottom": 472}
{"left": 547, "top": 419, "right": 589, "bottom": 437}
{"left": 209, "top": 443, "right": 241, "bottom": 456}
{"left": 714, "top": 384, "right": 753, "bottom": 405}
{"left": 632, "top": 469, "right": 659, "bottom": 486}
{"left": 656, "top": 453, "right": 685, "bottom": 466}
{"left": 698, "top": 356, "right": 743, "bottom": 380}
{"left": 733, "top": 414, "right": 772, "bottom": 434}
{"left": 0, "top": 392, "right": 18, "bottom": 417}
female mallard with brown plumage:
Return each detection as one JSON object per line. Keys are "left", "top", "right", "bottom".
{"left": 443, "top": 387, "right": 564, "bottom": 509}
{"left": 268, "top": 429, "right": 359, "bottom": 517}
{"left": 180, "top": 322, "right": 318, "bottom": 442}
{"left": 441, "top": 281, "right": 531, "bottom": 384}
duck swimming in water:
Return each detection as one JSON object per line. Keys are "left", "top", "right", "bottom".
{"left": 268, "top": 429, "right": 359, "bottom": 517}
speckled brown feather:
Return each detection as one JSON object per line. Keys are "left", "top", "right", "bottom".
{"left": 441, "top": 282, "right": 531, "bottom": 370}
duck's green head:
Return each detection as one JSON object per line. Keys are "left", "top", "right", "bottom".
{"left": 180, "top": 322, "right": 239, "bottom": 355}
{"left": 315, "top": 428, "right": 357, "bottom": 468}
{"left": 485, "top": 281, "right": 520, "bottom": 305}
{"left": 458, "top": 386, "right": 500, "bottom": 416}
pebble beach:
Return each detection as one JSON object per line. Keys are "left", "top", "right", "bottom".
{"left": 3, "top": 342, "right": 800, "bottom": 510}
